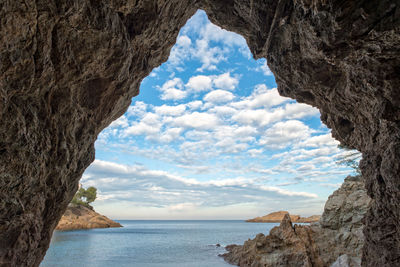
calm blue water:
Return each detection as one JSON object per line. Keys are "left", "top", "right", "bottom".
{"left": 41, "top": 220, "right": 278, "bottom": 267}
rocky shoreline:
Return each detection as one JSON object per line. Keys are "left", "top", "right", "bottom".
{"left": 221, "top": 176, "right": 371, "bottom": 267}
{"left": 56, "top": 205, "right": 122, "bottom": 231}
{"left": 246, "top": 211, "right": 320, "bottom": 223}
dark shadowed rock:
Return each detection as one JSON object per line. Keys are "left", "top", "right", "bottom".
{"left": 0, "top": 0, "right": 399, "bottom": 266}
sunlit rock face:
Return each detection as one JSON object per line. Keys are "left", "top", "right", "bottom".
{"left": 0, "top": 0, "right": 398, "bottom": 266}
{"left": 221, "top": 175, "right": 371, "bottom": 267}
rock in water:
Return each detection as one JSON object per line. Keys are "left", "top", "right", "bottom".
{"left": 55, "top": 205, "right": 122, "bottom": 231}
{"left": 221, "top": 176, "right": 371, "bottom": 267}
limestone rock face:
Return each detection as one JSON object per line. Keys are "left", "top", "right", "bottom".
{"left": 221, "top": 176, "right": 371, "bottom": 267}
{"left": 0, "top": 0, "right": 399, "bottom": 266}
{"left": 246, "top": 211, "right": 320, "bottom": 223}
{"left": 223, "top": 214, "right": 324, "bottom": 267}
{"left": 55, "top": 205, "right": 122, "bottom": 231}
{"left": 312, "top": 176, "right": 371, "bottom": 266}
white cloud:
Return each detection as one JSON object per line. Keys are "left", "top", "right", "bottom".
{"left": 186, "top": 75, "right": 213, "bottom": 92}
{"left": 259, "top": 120, "right": 312, "bottom": 149}
{"left": 109, "top": 115, "right": 129, "bottom": 128}
{"left": 203, "top": 90, "right": 235, "bottom": 103}
{"left": 213, "top": 72, "right": 238, "bottom": 90}
{"left": 283, "top": 102, "right": 320, "bottom": 119}
{"left": 158, "top": 78, "right": 187, "bottom": 100}
{"left": 161, "top": 88, "right": 187, "bottom": 101}
{"left": 208, "top": 106, "right": 237, "bottom": 117}
{"left": 154, "top": 104, "right": 186, "bottom": 116}
{"left": 187, "top": 100, "right": 203, "bottom": 110}
{"left": 176, "top": 35, "right": 192, "bottom": 47}
{"left": 232, "top": 109, "right": 274, "bottom": 127}
{"left": 295, "top": 133, "right": 339, "bottom": 148}
{"left": 232, "top": 86, "right": 290, "bottom": 109}
{"left": 200, "top": 21, "right": 247, "bottom": 47}
{"left": 194, "top": 39, "right": 226, "bottom": 71}
{"left": 84, "top": 160, "right": 319, "bottom": 211}
{"left": 123, "top": 113, "right": 162, "bottom": 137}
{"left": 127, "top": 101, "right": 148, "bottom": 118}
{"left": 248, "top": 149, "right": 263, "bottom": 157}
{"left": 157, "top": 128, "right": 184, "bottom": 143}
{"left": 172, "top": 112, "right": 219, "bottom": 130}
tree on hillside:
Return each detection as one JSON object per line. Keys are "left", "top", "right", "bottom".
{"left": 71, "top": 186, "right": 97, "bottom": 208}
{"left": 84, "top": 186, "right": 97, "bottom": 204}
{"left": 336, "top": 144, "right": 361, "bottom": 175}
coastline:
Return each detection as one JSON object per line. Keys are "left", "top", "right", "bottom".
{"left": 56, "top": 205, "right": 122, "bottom": 231}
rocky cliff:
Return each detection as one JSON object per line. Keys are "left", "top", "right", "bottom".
{"left": 0, "top": 1, "right": 399, "bottom": 266}
{"left": 55, "top": 205, "right": 122, "bottom": 231}
{"left": 221, "top": 175, "right": 371, "bottom": 267}
{"left": 246, "top": 211, "right": 320, "bottom": 223}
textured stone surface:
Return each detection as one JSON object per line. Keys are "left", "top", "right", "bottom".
{"left": 55, "top": 205, "right": 122, "bottom": 231}
{"left": 0, "top": 0, "right": 399, "bottom": 266}
{"left": 331, "top": 255, "right": 350, "bottom": 267}
{"left": 222, "top": 214, "right": 324, "bottom": 267}
{"left": 313, "top": 175, "right": 371, "bottom": 267}
{"left": 221, "top": 176, "right": 371, "bottom": 267}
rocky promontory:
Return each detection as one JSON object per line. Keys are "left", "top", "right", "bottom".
{"left": 246, "top": 211, "right": 321, "bottom": 223}
{"left": 221, "top": 176, "right": 371, "bottom": 267}
{"left": 56, "top": 205, "right": 122, "bottom": 231}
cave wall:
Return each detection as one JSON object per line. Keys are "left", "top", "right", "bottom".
{"left": 0, "top": 0, "right": 399, "bottom": 266}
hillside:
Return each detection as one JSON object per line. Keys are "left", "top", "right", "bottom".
{"left": 56, "top": 205, "right": 122, "bottom": 231}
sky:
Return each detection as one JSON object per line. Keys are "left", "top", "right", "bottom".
{"left": 81, "top": 10, "right": 357, "bottom": 220}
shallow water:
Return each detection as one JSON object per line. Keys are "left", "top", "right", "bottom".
{"left": 41, "top": 220, "right": 278, "bottom": 267}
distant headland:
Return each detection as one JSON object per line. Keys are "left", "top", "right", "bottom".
{"left": 56, "top": 205, "right": 122, "bottom": 231}
{"left": 56, "top": 185, "right": 122, "bottom": 231}
{"left": 246, "top": 211, "right": 321, "bottom": 223}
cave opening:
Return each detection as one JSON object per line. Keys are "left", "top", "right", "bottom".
{"left": 3, "top": 1, "right": 398, "bottom": 266}
{"left": 84, "top": 10, "right": 358, "bottom": 220}
{"left": 41, "top": 10, "right": 360, "bottom": 266}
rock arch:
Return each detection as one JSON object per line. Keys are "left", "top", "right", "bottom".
{"left": 0, "top": 0, "right": 399, "bottom": 266}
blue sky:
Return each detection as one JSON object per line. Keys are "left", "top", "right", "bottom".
{"left": 82, "top": 10, "right": 356, "bottom": 220}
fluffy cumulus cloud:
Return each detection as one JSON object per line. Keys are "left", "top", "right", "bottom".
{"left": 213, "top": 72, "right": 239, "bottom": 90}
{"left": 186, "top": 75, "right": 213, "bottom": 92}
{"left": 203, "top": 90, "right": 235, "bottom": 103}
{"left": 232, "top": 85, "right": 289, "bottom": 109}
{"left": 90, "top": 10, "right": 357, "bottom": 219}
{"left": 154, "top": 104, "right": 186, "bottom": 116}
{"left": 167, "top": 10, "right": 248, "bottom": 72}
{"left": 158, "top": 78, "right": 187, "bottom": 100}
{"left": 172, "top": 112, "right": 220, "bottom": 130}
{"left": 259, "top": 120, "right": 313, "bottom": 150}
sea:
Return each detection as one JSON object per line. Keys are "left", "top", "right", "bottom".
{"left": 40, "top": 220, "right": 279, "bottom": 267}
